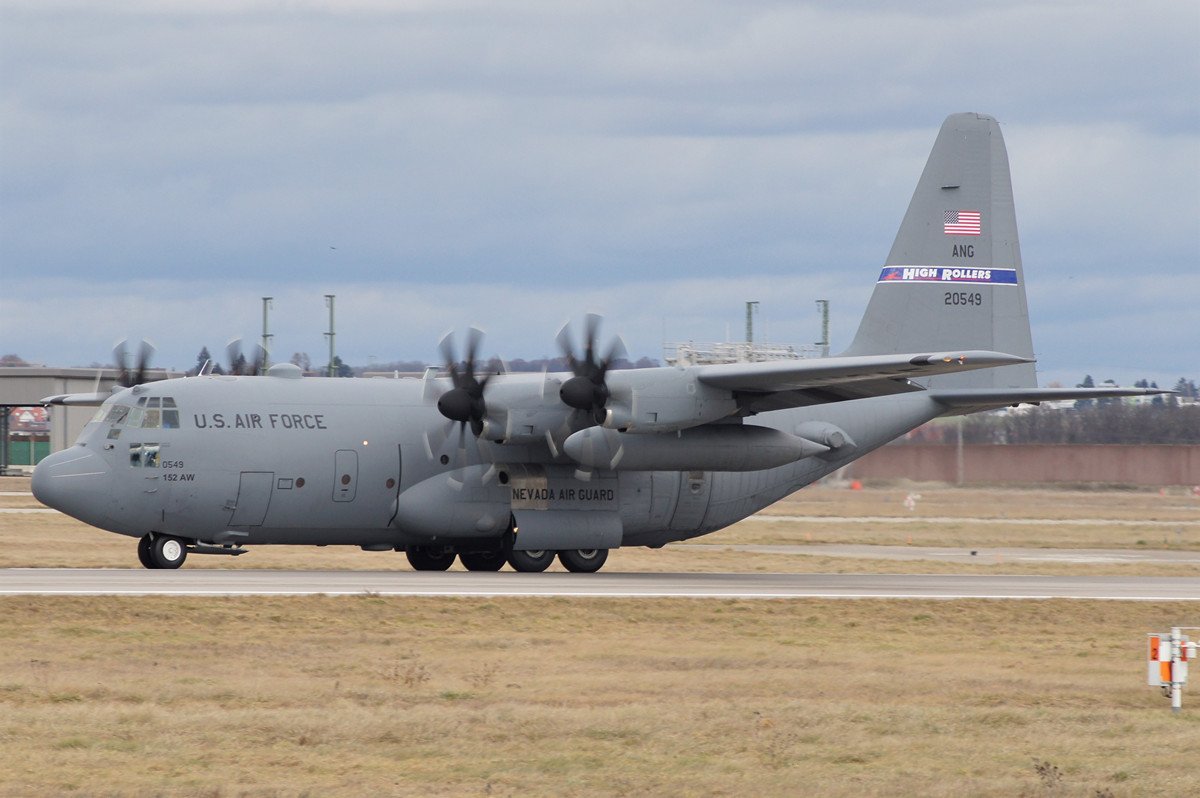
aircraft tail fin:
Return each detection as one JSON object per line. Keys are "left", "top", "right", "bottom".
{"left": 841, "top": 113, "right": 1037, "bottom": 390}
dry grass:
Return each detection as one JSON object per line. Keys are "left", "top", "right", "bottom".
{"left": 1, "top": 596, "right": 1196, "bottom": 797}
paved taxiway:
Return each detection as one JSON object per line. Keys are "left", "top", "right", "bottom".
{"left": 1, "top": 569, "right": 1197, "bottom": 600}
{"left": 685, "top": 543, "right": 1200, "bottom": 564}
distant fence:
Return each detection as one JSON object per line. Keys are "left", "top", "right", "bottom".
{"left": 846, "top": 445, "right": 1200, "bottom": 487}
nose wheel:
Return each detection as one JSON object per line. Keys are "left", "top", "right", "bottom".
{"left": 138, "top": 534, "right": 188, "bottom": 569}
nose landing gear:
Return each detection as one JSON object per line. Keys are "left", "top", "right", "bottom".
{"left": 137, "top": 534, "right": 188, "bottom": 569}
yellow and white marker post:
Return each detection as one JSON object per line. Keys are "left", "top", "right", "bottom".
{"left": 1148, "top": 628, "right": 1197, "bottom": 713}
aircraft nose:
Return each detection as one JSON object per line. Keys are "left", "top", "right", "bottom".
{"left": 32, "top": 446, "right": 113, "bottom": 523}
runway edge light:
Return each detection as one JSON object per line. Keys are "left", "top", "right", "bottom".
{"left": 1148, "top": 627, "right": 1196, "bottom": 713}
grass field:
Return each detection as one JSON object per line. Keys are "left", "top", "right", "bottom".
{"left": 2, "top": 596, "right": 1198, "bottom": 797}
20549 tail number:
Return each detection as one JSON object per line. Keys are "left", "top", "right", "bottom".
{"left": 944, "top": 291, "right": 983, "bottom": 307}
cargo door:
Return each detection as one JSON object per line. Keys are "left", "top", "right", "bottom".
{"left": 333, "top": 449, "right": 358, "bottom": 502}
{"left": 649, "top": 471, "right": 680, "bottom": 529}
{"left": 229, "top": 471, "right": 274, "bottom": 526}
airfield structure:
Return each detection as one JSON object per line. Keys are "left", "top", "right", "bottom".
{"left": 1148, "top": 627, "right": 1197, "bottom": 713}
{"left": 662, "top": 341, "right": 813, "bottom": 366}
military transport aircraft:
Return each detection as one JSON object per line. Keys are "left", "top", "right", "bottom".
{"left": 33, "top": 112, "right": 1162, "bottom": 572}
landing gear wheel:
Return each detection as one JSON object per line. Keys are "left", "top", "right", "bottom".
{"left": 406, "top": 547, "right": 456, "bottom": 571}
{"left": 460, "top": 549, "right": 506, "bottom": 572}
{"left": 557, "top": 548, "right": 608, "bottom": 573}
{"left": 507, "top": 548, "right": 555, "bottom": 573}
{"left": 136, "top": 534, "right": 155, "bottom": 569}
{"left": 148, "top": 535, "right": 188, "bottom": 569}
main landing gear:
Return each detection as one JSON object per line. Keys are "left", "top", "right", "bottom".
{"left": 557, "top": 548, "right": 608, "bottom": 573}
{"left": 406, "top": 546, "right": 457, "bottom": 571}
{"left": 402, "top": 545, "right": 611, "bottom": 573}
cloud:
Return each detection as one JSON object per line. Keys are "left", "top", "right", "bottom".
{"left": 1, "top": 0, "right": 1196, "bottom": 381}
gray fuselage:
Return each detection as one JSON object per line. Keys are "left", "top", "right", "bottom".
{"left": 33, "top": 369, "right": 947, "bottom": 551}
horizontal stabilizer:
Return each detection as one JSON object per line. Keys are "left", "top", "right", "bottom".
{"left": 929, "top": 386, "right": 1172, "bottom": 413}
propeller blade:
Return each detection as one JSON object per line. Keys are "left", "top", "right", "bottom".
{"left": 556, "top": 322, "right": 577, "bottom": 371}
{"left": 464, "top": 326, "right": 484, "bottom": 380}
{"left": 438, "top": 331, "right": 460, "bottom": 384}
{"left": 112, "top": 339, "right": 130, "bottom": 386}
{"left": 112, "top": 338, "right": 157, "bottom": 387}
{"left": 434, "top": 327, "right": 491, "bottom": 437}
{"left": 134, "top": 340, "right": 155, "bottom": 385}
{"left": 555, "top": 315, "right": 622, "bottom": 427}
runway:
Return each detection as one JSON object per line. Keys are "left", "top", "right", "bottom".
{"left": 1, "top": 569, "right": 1197, "bottom": 600}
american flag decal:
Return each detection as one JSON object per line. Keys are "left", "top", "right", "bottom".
{"left": 944, "top": 210, "right": 981, "bottom": 236}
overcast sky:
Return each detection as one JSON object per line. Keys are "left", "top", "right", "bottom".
{"left": 2, "top": 0, "right": 1197, "bottom": 386}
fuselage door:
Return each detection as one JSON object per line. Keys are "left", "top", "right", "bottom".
{"left": 669, "top": 470, "right": 711, "bottom": 531}
{"left": 229, "top": 471, "right": 274, "bottom": 526}
{"left": 334, "top": 449, "right": 358, "bottom": 502}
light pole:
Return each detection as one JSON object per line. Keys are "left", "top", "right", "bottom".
{"left": 261, "top": 297, "right": 273, "bottom": 371}
{"left": 324, "top": 295, "right": 336, "bottom": 377}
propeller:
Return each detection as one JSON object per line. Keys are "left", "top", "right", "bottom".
{"left": 436, "top": 327, "right": 492, "bottom": 437}
{"left": 223, "top": 339, "right": 267, "bottom": 376}
{"left": 113, "top": 339, "right": 157, "bottom": 387}
{"left": 557, "top": 313, "right": 626, "bottom": 426}
{"left": 422, "top": 328, "right": 500, "bottom": 488}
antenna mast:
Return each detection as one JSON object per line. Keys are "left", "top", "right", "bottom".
{"left": 261, "top": 296, "right": 273, "bottom": 371}
{"left": 745, "top": 301, "right": 760, "bottom": 344}
{"left": 324, "top": 294, "right": 336, "bottom": 377}
{"left": 815, "top": 299, "right": 830, "bottom": 357}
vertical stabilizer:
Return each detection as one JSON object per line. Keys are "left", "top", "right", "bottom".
{"left": 842, "top": 113, "right": 1037, "bottom": 389}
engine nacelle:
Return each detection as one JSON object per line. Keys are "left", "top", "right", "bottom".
{"left": 602, "top": 367, "right": 738, "bottom": 433}
{"left": 563, "top": 424, "right": 829, "bottom": 471}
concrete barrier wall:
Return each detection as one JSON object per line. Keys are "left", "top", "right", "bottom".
{"left": 846, "top": 445, "right": 1200, "bottom": 486}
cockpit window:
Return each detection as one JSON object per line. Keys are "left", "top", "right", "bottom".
{"left": 102, "top": 398, "right": 180, "bottom": 430}
{"left": 130, "top": 398, "right": 179, "bottom": 428}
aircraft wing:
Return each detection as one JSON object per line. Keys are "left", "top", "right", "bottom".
{"left": 695, "top": 350, "right": 1032, "bottom": 412}
{"left": 40, "top": 392, "right": 110, "bottom": 406}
